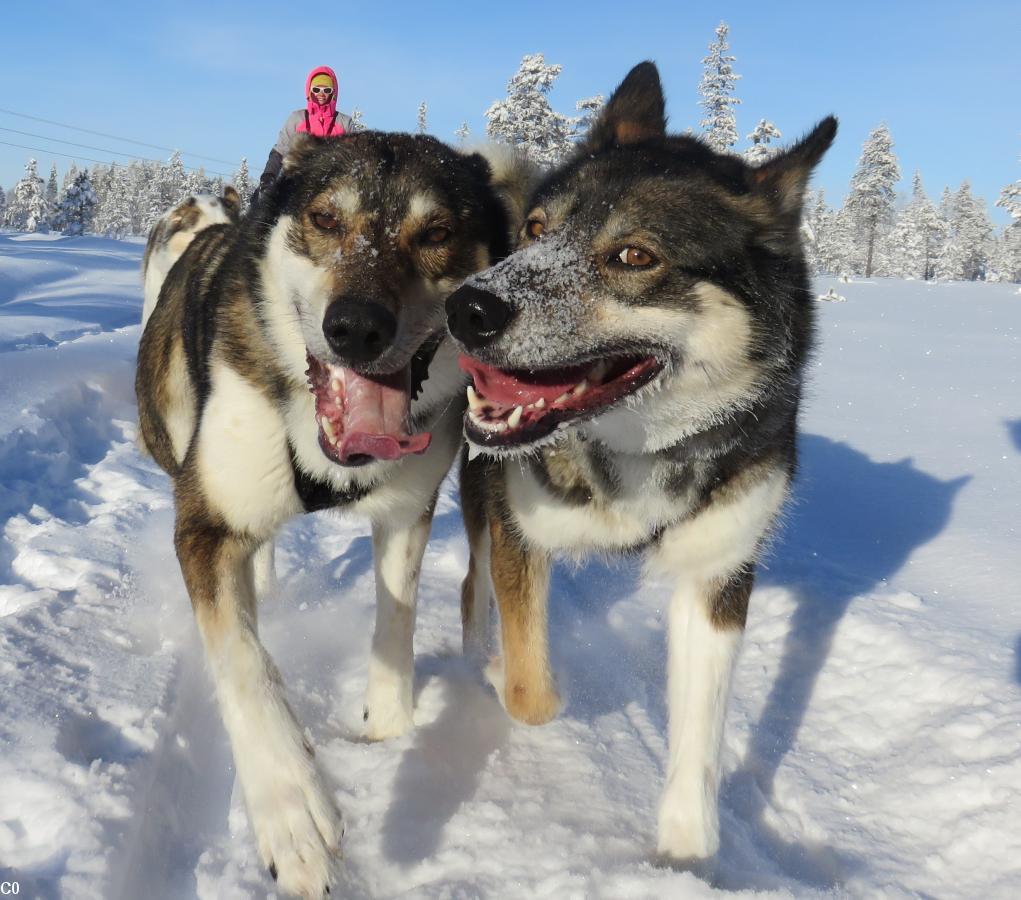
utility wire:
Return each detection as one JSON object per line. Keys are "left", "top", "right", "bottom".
{"left": 0, "top": 105, "right": 236, "bottom": 166}
{"left": 0, "top": 140, "right": 232, "bottom": 180}
{"left": 0, "top": 126, "right": 232, "bottom": 178}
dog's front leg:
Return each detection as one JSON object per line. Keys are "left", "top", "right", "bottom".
{"left": 656, "top": 570, "right": 749, "bottom": 868}
{"left": 176, "top": 515, "right": 342, "bottom": 898}
{"left": 488, "top": 510, "right": 560, "bottom": 725}
{"left": 363, "top": 501, "right": 435, "bottom": 740}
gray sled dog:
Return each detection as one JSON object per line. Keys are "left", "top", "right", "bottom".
{"left": 136, "top": 133, "right": 531, "bottom": 898}
{"left": 446, "top": 62, "right": 836, "bottom": 870}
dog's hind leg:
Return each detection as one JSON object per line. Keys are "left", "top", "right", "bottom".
{"left": 363, "top": 500, "right": 435, "bottom": 741}
{"left": 176, "top": 514, "right": 342, "bottom": 898}
{"left": 488, "top": 511, "right": 560, "bottom": 726}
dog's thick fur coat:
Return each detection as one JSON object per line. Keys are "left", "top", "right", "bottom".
{"left": 136, "top": 133, "right": 532, "bottom": 897}
{"left": 446, "top": 62, "right": 836, "bottom": 869}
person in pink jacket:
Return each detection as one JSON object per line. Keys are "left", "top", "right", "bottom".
{"left": 258, "top": 65, "right": 354, "bottom": 190}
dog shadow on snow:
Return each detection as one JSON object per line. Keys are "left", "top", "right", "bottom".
{"left": 719, "top": 434, "right": 968, "bottom": 889}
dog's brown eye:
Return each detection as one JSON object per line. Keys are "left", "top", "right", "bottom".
{"left": 615, "top": 246, "right": 655, "bottom": 267}
{"left": 526, "top": 219, "right": 545, "bottom": 240}
{"left": 424, "top": 226, "right": 451, "bottom": 244}
{"left": 313, "top": 212, "right": 339, "bottom": 231}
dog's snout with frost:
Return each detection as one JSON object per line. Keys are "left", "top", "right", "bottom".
{"left": 445, "top": 285, "right": 514, "bottom": 350}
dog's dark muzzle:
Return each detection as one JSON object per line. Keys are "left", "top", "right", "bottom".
{"left": 323, "top": 297, "right": 397, "bottom": 365}
{"left": 445, "top": 285, "right": 514, "bottom": 350}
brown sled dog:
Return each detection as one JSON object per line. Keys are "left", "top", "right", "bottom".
{"left": 136, "top": 133, "right": 532, "bottom": 898}
{"left": 446, "top": 62, "right": 836, "bottom": 870}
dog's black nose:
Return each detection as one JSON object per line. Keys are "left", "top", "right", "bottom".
{"left": 446, "top": 285, "right": 514, "bottom": 350}
{"left": 322, "top": 299, "right": 396, "bottom": 364}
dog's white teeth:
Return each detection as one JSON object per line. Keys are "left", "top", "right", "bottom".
{"left": 589, "top": 361, "right": 609, "bottom": 383}
{"left": 533, "top": 397, "right": 546, "bottom": 410}
{"left": 508, "top": 405, "right": 523, "bottom": 429}
{"left": 322, "top": 418, "right": 338, "bottom": 444}
{"left": 554, "top": 392, "right": 571, "bottom": 405}
{"left": 467, "top": 385, "right": 485, "bottom": 412}
{"left": 493, "top": 421, "right": 508, "bottom": 433}
{"left": 572, "top": 379, "right": 589, "bottom": 397}
{"left": 331, "top": 377, "right": 342, "bottom": 395}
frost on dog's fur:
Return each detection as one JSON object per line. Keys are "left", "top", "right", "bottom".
{"left": 449, "top": 60, "right": 836, "bottom": 871}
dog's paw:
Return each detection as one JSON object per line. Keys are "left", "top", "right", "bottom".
{"left": 656, "top": 795, "right": 719, "bottom": 867}
{"left": 362, "top": 672, "right": 414, "bottom": 741}
{"left": 248, "top": 766, "right": 344, "bottom": 899}
{"left": 485, "top": 655, "right": 561, "bottom": 726}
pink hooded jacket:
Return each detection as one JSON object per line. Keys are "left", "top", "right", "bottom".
{"left": 296, "top": 65, "right": 346, "bottom": 138}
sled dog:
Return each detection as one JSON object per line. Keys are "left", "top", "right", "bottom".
{"left": 136, "top": 132, "right": 531, "bottom": 898}
{"left": 141, "top": 186, "right": 241, "bottom": 329}
{"left": 446, "top": 62, "right": 836, "bottom": 869}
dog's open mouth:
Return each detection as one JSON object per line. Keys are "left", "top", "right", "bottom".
{"left": 459, "top": 353, "right": 664, "bottom": 448}
{"left": 306, "top": 353, "right": 432, "bottom": 466}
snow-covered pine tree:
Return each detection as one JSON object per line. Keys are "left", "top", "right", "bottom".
{"left": 574, "top": 94, "right": 605, "bottom": 141}
{"left": 997, "top": 136, "right": 1021, "bottom": 222}
{"left": 844, "top": 123, "right": 900, "bottom": 277}
{"left": 939, "top": 181, "right": 992, "bottom": 280}
{"left": 0, "top": 185, "right": 6, "bottom": 227}
{"left": 888, "top": 172, "right": 942, "bottom": 280}
{"left": 485, "top": 53, "right": 575, "bottom": 167}
{"left": 744, "top": 119, "right": 781, "bottom": 164}
{"left": 349, "top": 108, "right": 366, "bottom": 132}
{"left": 454, "top": 122, "right": 471, "bottom": 144}
{"left": 61, "top": 162, "right": 79, "bottom": 193}
{"left": 95, "top": 163, "right": 133, "bottom": 238}
{"left": 231, "top": 158, "right": 252, "bottom": 214}
{"left": 991, "top": 222, "right": 1021, "bottom": 283}
{"left": 4, "top": 158, "right": 48, "bottom": 232}
{"left": 417, "top": 102, "right": 428, "bottom": 134}
{"left": 59, "top": 169, "right": 98, "bottom": 236}
{"left": 698, "top": 22, "right": 742, "bottom": 153}
{"left": 45, "top": 164, "right": 59, "bottom": 230}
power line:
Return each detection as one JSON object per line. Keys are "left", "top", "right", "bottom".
{"left": 0, "top": 105, "right": 236, "bottom": 166}
{"left": 0, "top": 126, "right": 231, "bottom": 178}
{"left": 0, "top": 125, "right": 231, "bottom": 177}
{"left": 0, "top": 140, "right": 232, "bottom": 180}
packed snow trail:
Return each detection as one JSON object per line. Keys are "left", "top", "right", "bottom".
{"left": 1, "top": 235, "right": 1020, "bottom": 898}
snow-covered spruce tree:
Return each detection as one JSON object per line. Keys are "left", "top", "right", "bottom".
{"left": 4, "top": 158, "right": 48, "bottom": 232}
{"left": 417, "top": 102, "right": 428, "bottom": 134}
{"left": 992, "top": 223, "right": 1021, "bottom": 283}
{"left": 698, "top": 22, "right": 742, "bottom": 153}
{"left": 844, "top": 124, "right": 900, "bottom": 277}
{"left": 233, "top": 158, "right": 252, "bottom": 214}
{"left": 744, "top": 119, "right": 781, "bottom": 164}
{"left": 61, "top": 162, "right": 79, "bottom": 194}
{"left": 95, "top": 163, "right": 133, "bottom": 238}
{"left": 454, "top": 122, "right": 471, "bottom": 144}
{"left": 888, "top": 172, "right": 943, "bottom": 280}
{"left": 936, "top": 181, "right": 992, "bottom": 281}
{"left": 485, "top": 53, "right": 575, "bottom": 167}
{"left": 996, "top": 135, "right": 1021, "bottom": 222}
{"left": 574, "top": 94, "right": 605, "bottom": 142}
{"left": 0, "top": 185, "right": 6, "bottom": 227}
{"left": 45, "top": 163, "right": 59, "bottom": 230}
{"left": 349, "top": 108, "right": 366, "bottom": 132}
{"left": 59, "top": 169, "right": 98, "bottom": 236}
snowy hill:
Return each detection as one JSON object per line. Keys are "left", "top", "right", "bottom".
{"left": 1, "top": 234, "right": 1019, "bottom": 898}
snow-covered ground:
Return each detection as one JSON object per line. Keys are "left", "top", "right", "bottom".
{"left": 1, "top": 232, "right": 1019, "bottom": 899}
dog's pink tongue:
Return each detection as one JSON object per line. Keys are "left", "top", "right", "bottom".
{"left": 337, "top": 368, "right": 431, "bottom": 462}
{"left": 459, "top": 354, "right": 588, "bottom": 406}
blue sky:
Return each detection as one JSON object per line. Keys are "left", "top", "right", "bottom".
{"left": 2, "top": 0, "right": 1019, "bottom": 222}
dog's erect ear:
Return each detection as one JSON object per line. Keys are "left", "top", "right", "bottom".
{"left": 585, "top": 61, "right": 667, "bottom": 152}
{"left": 747, "top": 116, "right": 837, "bottom": 215}
{"left": 221, "top": 185, "right": 241, "bottom": 219}
{"left": 282, "top": 132, "right": 321, "bottom": 174}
